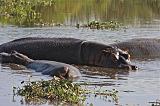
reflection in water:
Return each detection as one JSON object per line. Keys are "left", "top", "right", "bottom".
{"left": 14, "top": 97, "right": 84, "bottom": 106}
{"left": 78, "top": 65, "right": 131, "bottom": 79}
{"left": 0, "top": 0, "right": 160, "bottom": 26}
{"left": 22, "top": 0, "right": 160, "bottom": 25}
{"left": 2, "top": 63, "right": 27, "bottom": 70}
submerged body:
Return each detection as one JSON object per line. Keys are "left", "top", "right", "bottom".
{"left": 110, "top": 38, "right": 160, "bottom": 59}
{"left": 28, "top": 60, "right": 81, "bottom": 80}
{"left": 0, "top": 51, "right": 81, "bottom": 80}
{"left": 0, "top": 37, "right": 136, "bottom": 70}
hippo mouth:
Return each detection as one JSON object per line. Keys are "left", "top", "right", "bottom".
{"left": 56, "top": 67, "right": 80, "bottom": 80}
{"left": 98, "top": 47, "right": 137, "bottom": 70}
{"left": 118, "top": 63, "right": 138, "bottom": 70}
{"left": 117, "top": 55, "right": 137, "bottom": 70}
{"left": 113, "top": 48, "right": 137, "bottom": 70}
{"left": 64, "top": 67, "right": 81, "bottom": 81}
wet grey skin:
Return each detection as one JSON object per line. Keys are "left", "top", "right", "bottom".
{"left": 110, "top": 38, "right": 160, "bottom": 59}
{"left": 0, "top": 37, "right": 137, "bottom": 70}
{"left": 0, "top": 51, "right": 81, "bottom": 80}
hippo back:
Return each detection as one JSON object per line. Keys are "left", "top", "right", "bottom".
{"left": 0, "top": 38, "right": 84, "bottom": 64}
{"left": 27, "top": 60, "right": 81, "bottom": 80}
{"left": 110, "top": 38, "right": 160, "bottom": 59}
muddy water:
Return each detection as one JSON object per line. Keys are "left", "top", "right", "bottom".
{"left": 0, "top": 25, "right": 160, "bottom": 106}
{"left": 0, "top": 0, "right": 160, "bottom": 105}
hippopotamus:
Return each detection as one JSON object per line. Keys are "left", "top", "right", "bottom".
{"left": 0, "top": 37, "right": 137, "bottom": 70}
{"left": 110, "top": 38, "right": 160, "bottom": 59}
{"left": 0, "top": 51, "right": 81, "bottom": 80}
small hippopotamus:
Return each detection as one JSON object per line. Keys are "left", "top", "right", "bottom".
{"left": 0, "top": 51, "right": 81, "bottom": 80}
{"left": 0, "top": 37, "right": 137, "bottom": 70}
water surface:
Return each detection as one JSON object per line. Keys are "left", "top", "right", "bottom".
{"left": 0, "top": 0, "right": 160, "bottom": 106}
{"left": 0, "top": 25, "right": 160, "bottom": 106}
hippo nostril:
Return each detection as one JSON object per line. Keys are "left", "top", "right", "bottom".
{"left": 119, "top": 64, "right": 138, "bottom": 70}
{"left": 131, "top": 65, "right": 138, "bottom": 70}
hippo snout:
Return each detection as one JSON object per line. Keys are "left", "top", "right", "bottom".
{"left": 118, "top": 64, "right": 137, "bottom": 70}
{"left": 60, "top": 67, "right": 70, "bottom": 79}
{"left": 131, "top": 65, "right": 138, "bottom": 70}
{"left": 43, "top": 66, "right": 69, "bottom": 79}
{"left": 118, "top": 56, "right": 137, "bottom": 70}
{"left": 66, "top": 66, "right": 81, "bottom": 80}
{"left": 48, "top": 66, "right": 81, "bottom": 80}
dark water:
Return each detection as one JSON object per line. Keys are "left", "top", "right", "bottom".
{"left": 0, "top": 0, "right": 160, "bottom": 106}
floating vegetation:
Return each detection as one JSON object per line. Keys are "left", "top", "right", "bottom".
{"left": 13, "top": 79, "right": 119, "bottom": 105}
{"left": 0, "top": 0, "right": 55, "bottom": 27}
{"left": 79, "top": 82, "right": 119, "bottom": 102}
{"left": 13, "top": 79, "right": 85, "bottom": 104}
{"left": 78, "top": 20, "right": 124, "bottom": 30}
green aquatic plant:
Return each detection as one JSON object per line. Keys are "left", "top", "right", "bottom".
{"left": 13, "top": 79, "right": 86, "bottom": 103}
{"left": 79, "top": 82, "right": 119, "bottom": 102}
{"left": 79, "top": 20, "right": 123, "bottom": 30}
{"left": 0, "top": 0, "right": 55, "bottom": 26}
{"left": 13, "top": 79, "right": 119, "bottom": 105}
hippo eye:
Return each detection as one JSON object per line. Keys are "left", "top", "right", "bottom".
{"left": 102, "top": 49, "right": 119, "bottom": 61}
{"left": 110, "top": 53, "right": 119, "bottom": 62}
{"left": 117, "top": 48, "right": 130, "bottom": 60}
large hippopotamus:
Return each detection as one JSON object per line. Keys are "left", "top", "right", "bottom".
{"left": 0, "top": 51, "right": 81, "bottom": 80}
{"left": 110, "top": 38, "right": 160, "bottom": 59}
{"left": 0, "top": 37, "right": 137, "bottom": 70}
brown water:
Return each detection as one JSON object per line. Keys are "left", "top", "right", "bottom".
{"left": 0, "top": 0, "right": 160, "bottom": 106}
{"left": 0, "top": 26, "right": 160, "bottom": 106}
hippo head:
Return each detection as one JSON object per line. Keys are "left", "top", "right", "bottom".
{"left": 0, "top": 51, "right": 32, "bottom": 65}
{"left": 50, "top": 66, "right": 81, "bottom": 81}
{"left": 49, "top": 67, "right": 69, "bottom": 79}
{"left": 99, "top": 47, "right": 137, "bottom": 70}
